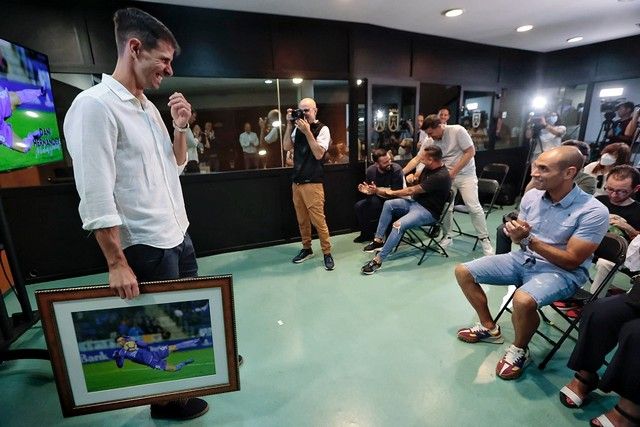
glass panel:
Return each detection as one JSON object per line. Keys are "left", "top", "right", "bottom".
{"left": 146, "top": 77, "right": 281, "bottom": 172}
{"left": 370, "top": 84, "right": 416, "bottom": 161}
{"left": 585, "top": 78, "right": 640, "bottom": 160}
{"left": 496, "top": 88, "right": 528, "bottom": 150}
{"left": 461, "top": 91, "right": 494, "bottom": 151}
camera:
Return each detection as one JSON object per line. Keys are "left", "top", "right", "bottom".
{"left": 289, "top": 108, "right": 305, "bottom": 122}
{"left": 529, "top": 115, "right": 546, "bottom": 133}
{"left": 600, "top": 100, "right": 618, "bottom": 113}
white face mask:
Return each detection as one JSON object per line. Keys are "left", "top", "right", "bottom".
{"left": 600, "top": 153, "right": 616, "bottom": 166}
{"left": 546, "top": 115, "right": 558, "bottom": 125}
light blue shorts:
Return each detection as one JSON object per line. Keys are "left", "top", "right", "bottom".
{"left": 462, "top": 251, "right": 585, "bottom": 307}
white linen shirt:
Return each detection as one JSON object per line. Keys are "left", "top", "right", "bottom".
{"left": 63, "top": 74, "right": 189, "bottom": 249}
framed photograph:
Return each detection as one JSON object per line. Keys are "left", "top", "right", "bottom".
{"left": 35, "top": 275, "right": 239, "bottom": 417}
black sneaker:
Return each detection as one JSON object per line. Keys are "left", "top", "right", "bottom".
{"left": 361, "top": 259, "right": 382, "bottom": 275}
{"left": 150, "top": 398, "right": 209, "bottom": 420}
{"left": 363, "top": 240, "right": 384, "bottom": 253}
{"left": 353, "top": 234, "right": 370, "bottom": 243}
{"left": 292, "top": 248, "right": 314, "bottom": 263}
{"left": 324, "top": 253, "right": 335, "bottom": 270}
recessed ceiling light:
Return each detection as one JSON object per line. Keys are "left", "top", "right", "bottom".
{"left": 599, "top": 87, "right": 624, "bottom": 97}
{"left": 567, "top": 36, "right": 583, "bottom": 43}
{"left": 292, "top": 77, "right": 303, "bottom": 84}
{"left": 516, "top": 25, "right": 534, "bottom": 32}
{"left": 264, "top": 79, "right": 273, "bottom": 84}
{"left": 442, "top": 8, "right": 464, "bottom": 17}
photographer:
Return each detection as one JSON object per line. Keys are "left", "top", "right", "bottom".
{"left": 527, "top": 111, "right": 566, "bottom": 159}
{"left": 283, "top": 98, "right": 335, "bottom": 271}
{"left": 608, "top": 101, "right": 634, "bottom": 145}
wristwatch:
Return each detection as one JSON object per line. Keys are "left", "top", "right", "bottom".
{"left": 520, "top": 234, "right": 534, "bottom": 248}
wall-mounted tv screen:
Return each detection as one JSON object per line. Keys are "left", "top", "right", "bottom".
{"left": 0, "top": 37, "right": 63, "bottom": 173}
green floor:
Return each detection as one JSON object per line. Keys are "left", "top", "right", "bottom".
{"left": 0, "top": 211, "right": 623, "bottom": 426}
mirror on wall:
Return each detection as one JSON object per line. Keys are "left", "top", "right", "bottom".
{"left": 461, "top": 91, "right": 494, "bottom": 151}
{"left": 584, "top": 77, "right": 640, "bottom": 162}
{"left": 48, "top": 75, "right": 351, "bottom": 175}
{"left": 370, "top": 84, "right": 416, "bottom": 162}
{"left": 420, "top": 83, "right": 460, "bottom": 125}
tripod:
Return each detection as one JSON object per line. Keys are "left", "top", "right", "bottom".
{"left": 591, "top": 116, "right": 615, "bottom": 161}
{"left": 516, "top": 133, "right": 544, "bottom": 204}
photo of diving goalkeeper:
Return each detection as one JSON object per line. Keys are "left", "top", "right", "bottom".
{"left": 113, "top": 335, "right": 203, "bottom": 372}
{"left": 71, "top": 299, "right": 216, "bottom": 392}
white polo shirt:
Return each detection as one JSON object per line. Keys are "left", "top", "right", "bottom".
{"left": 64, "top": 74, "right": 189, "bottom": 249}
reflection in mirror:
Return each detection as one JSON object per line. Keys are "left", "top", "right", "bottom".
{"left": 584, "top": 78, "right": 639, "bottom": 162}
{"left": 461, "top": 91, "right": 494, "bottom": 151}
{"left": 419, "top": 83, "right": 460, "bottom": 124}
{"left": 370, "top": 85, "right": 416, "bottom": 162}
{"left": 496, "top": 88, "right": 527, "bottom": 150}
{"left": 147, "top": 77, "right": 281, "bottom": 172}
{"left": 49, "top": 75, "right": 351, "bottom": 175}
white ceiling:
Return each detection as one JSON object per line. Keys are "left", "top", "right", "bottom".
{"left": 142, "top": 0, "right": 640, "bottom": 52}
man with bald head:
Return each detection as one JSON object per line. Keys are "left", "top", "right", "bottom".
{"left": 454, "top": 146, "right": 609, "bottom": 380}
{"left": 283, "top": 97, "right": 335, "bottom": 270}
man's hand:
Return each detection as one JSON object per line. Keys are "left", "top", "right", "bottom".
{"left": 295, "top": 118, "right": 311, "bottom": 135}
{"left": 406, "top": 174, "right": 416, "bottom": 185}
{"left": 366, "top": 182, "right": 378, "bottom": 195}
{"left": 357, "top": 182, "right": 372, "bottom": 195}
{"left": 109, "top": 263, "right": 139, "bottom": 300}
{"left": 259, "top": 117, "right": 266, "bottom": 130}
{"left": 168, "top": 92, "right": 191, "bottom": 128}
{"left": 505, "top": 219, "right": 532, "bottom": 244}
{"left": 610, "top": 214, "right": 629, "bottom": 230}
{"left": 449, "top": 169, "right": 457, "bottom": 179}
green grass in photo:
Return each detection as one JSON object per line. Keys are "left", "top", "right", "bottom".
{"left": 0, "top": 110, "right": 63, "bottom": 171}
{"left": 82, "top": 347, "right": 216, "bottom": 392}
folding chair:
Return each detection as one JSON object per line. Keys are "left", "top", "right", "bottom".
{"left": 452, "top": 164, "right": 509, "bottom": 249}
{"left": 493, "top": 233, "right": 628, "bottom": 370}
{"left": 393, "top": 190, "right": 455, "bottom": 265}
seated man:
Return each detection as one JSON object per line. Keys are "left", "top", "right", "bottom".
{"left": 354, "top": 148, "right": 404, "bottom": 243}
{"left": 360, "top": 145, "right": 451, "bottom": 275}
{"left": 454, "top": 146, "right": 609, "bottom": 380}
{"left": 558, "top": 281, "right": 640, "bottom": 427}
{"left": 495, "top": 140, "right": 596, "bottom": 256}
{"left": 589, "top": 165, "right": 640, "bottom": 296}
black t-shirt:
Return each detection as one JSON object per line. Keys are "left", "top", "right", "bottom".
{"left": 413, "top": 165, "right": 452, "bottom": 220}
{"left": 596, "top": 195, "right": 640, "bottom": 241}
{"left": 365, "top": 163, "right": 404, "bottom": 190}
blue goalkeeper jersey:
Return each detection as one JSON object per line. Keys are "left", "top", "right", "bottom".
{"left": 112, "top": 338, "right": 170, "bottom": 370}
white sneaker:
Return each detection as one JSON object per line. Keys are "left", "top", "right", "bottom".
{"left": 439, "top": 235, "right": 453, "bottom": 248}
{"left": 480, "top": 238, "right": 494, "bottom": 256}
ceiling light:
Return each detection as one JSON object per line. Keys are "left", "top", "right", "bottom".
{"left": 599, "top": 87, "right": 624, "bottom": 97}
{"left": 466, "top": 102, "right": 479, "bottom": 110}
{"left": 516, "top": 25, "right": 533, "bottom": 32}
{"left": 358, "top": 117, "right": 364, "bottom": 122}
{"left": 264, "top": 79, "right": 273, "bottom": 84}
{"left": 442, "top": 8, "right": 464, "bottom": 17}
{"left": 567, "top": 36, "right": 583, "bottom": 43}
{"left": 376, "top": 110, "right": 384, "bottom": 119}
{"left": 356, "top": 79, "right": 363, "bottom": 86}
{"left": 292, "top": 77, "right": 303, "bottom": 84}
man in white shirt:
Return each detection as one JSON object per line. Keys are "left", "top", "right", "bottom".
{"left": 239, "top": 122, "right": 260, "bottom": 169}
{"left": 422, "top": 114, "right": 494, "bottom": 256}
{"left": 63, "top": 7, "right": 207, "bottom": 420}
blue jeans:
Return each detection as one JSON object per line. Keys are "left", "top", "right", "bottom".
{"left": 375, "top": 198, "right": 436, "bottom": 261}
{"left": 123, "top": 234, "right": 198, "bottom": 281}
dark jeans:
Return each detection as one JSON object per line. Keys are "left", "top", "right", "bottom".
{"left": 355, "top": 195, "right": 385, "bottom": 238}
{"left": 123, "top": 233, "right": 198, "bottom": 282}
{"left": 567, "top": 294, "right": 640, "bottom": 405}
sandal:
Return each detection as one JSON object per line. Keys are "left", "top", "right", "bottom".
{"left": 590, "top": 404, "right": 640, "bottom": 427}
{"left": 559, "top": 372, "right": 598, "bottom": 408}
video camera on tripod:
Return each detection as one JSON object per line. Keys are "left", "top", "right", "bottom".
{"left": 590, "top": 100, "right": 631, "bottom": 160}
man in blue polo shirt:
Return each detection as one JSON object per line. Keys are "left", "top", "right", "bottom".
{"left": 454, "top": 146, "right": 609, "bottom": 380}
